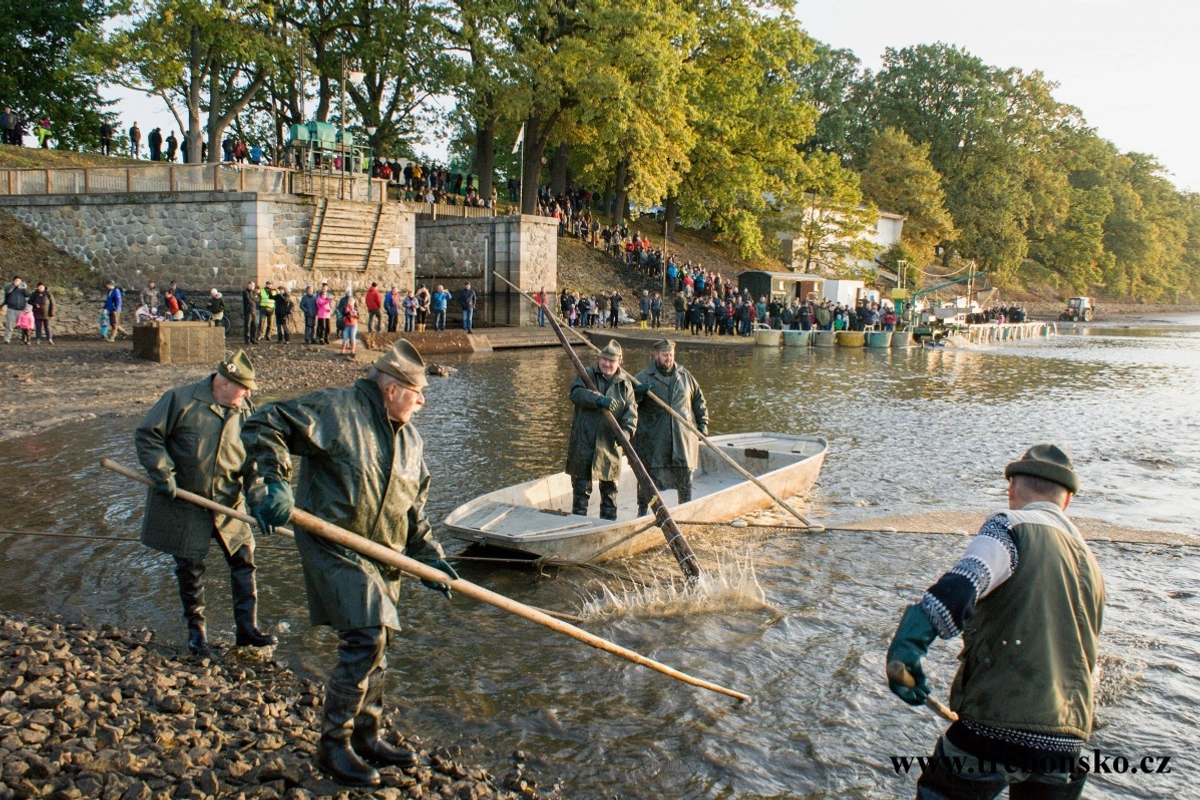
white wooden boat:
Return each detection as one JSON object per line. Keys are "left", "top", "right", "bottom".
{"left": 444, "top": 432, "right": 827, "bottom": 563}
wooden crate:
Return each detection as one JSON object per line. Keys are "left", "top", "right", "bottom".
{"left": 132, "top": 321, "right": 226, "bottom": 364}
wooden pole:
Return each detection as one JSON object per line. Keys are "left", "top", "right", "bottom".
{"left": 520, "top": 282, "right": 703, "bottom": 581}
{"left": 497, "top": 274, "right": 822, "bottom": 531}
{"left": 886, "top": 660, "right": 958, "bottom": 722}
{"left": 102, "top": 458, "right": 746, "bottom": 701}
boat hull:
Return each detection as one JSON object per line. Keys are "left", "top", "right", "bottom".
{"left": 444, "top": 433, "right": 827, "bottom": 564}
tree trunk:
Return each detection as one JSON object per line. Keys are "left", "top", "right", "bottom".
{"left": 664, "top": 195, "right": 679, "bottom": 242}
{"left": 473, "top": 114, "right": 496, "bottom": 200}
{"left": 520, "top": 113, "right": 543, "bottom": 215}
{"left": 610, "top": 159, "right": 630, "bottom": 228}
{"left": 550, "top": 143, "right": 569, "bottom": 196}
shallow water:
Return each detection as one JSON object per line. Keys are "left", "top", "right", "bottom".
{"left": 1, "top": 324, "right": 1198, "bottom": 798}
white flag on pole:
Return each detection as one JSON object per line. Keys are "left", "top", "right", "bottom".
{"left": 512, "top": 123, "right": 525, "bottom": 155}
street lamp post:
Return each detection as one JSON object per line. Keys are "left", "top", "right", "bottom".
{"left": 339, "top": 54, "right": 365, "bottom": 200}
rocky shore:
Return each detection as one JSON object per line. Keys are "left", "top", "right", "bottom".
{"left": 0, "top": 612, "right": 561, "bottom": 800}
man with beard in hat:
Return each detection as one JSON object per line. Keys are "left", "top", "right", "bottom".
{"left": 135, "top": 350, "right": 277, "bottom": 656}
{"left": 631, "top": 339, "right": 708, "bottom": 517}
{"left": 885, "top": 444, "right": 1105, "bottom": 798}
{"left": 242, "top": 340, "right": 457, "bottom": 787}
{"left": 565, "top": 339, "right": 637, "bottom": 520}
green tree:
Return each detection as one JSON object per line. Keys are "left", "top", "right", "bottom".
{"left": 772, "top": 150, "right": 878, "bottom": 275}
{"left": 858, "top": 127, "right": 956, "bottom": 261}
{"left": 0, "top": 0, "right": 114, "bottom": 149}
{"left": 109, "top": 0, "right": 284, "bottom": 162}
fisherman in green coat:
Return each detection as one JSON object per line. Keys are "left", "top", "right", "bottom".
{"left": 566, "top": 339, "right": 637, "bottom": 520}
{"left": 242, "top": 340, "right": 457, "bottom": 788}
{"left": 631, "top": 339, "right": 708, "bottom": 517}
{"left": 886, "top": 444, "right": 1105, "bottom": 797}
{"left": 135, "top": 350, "right": 277, "bottom": 656}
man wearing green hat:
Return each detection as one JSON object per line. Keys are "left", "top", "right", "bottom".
{"left": 242, "top": 339, "right": 457, "bottom": 787}
{"left": 632, "top": 339, "right": 708, "bottom": 517}
{"left": 566, "top": 339, "right": 637, "bottom": 520}
{"left": 885, "top": 444, "right": 1106, "bottom": 797}
{"left": 135, "top": 350, "right": 277, "bottom": 656}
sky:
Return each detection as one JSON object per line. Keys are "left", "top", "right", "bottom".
{"left": 791, "top": 0, "right": 1200, "bottom": 192}
{"left": 107, "top": 1, "right": 1200, "bottom": 192}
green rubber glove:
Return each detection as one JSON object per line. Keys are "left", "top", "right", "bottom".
{"left": 886, "top": 604, "right": 938, "bottom": 706}
{"left": 634, "top": 383, "right": 650, "bottom": 399}
{"left": 419, "top": 558, "right": 460, "bottom": 599}
{"left": 154, "top": 476, "right": 177, "bottom": 499}
{"left": 251, "top": 480, "right": 294, "bottom": 536}
{"left": 595, "top": 394, "right": 616, "bottom": 411}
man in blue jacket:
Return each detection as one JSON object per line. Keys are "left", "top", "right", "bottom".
{"left": 103, "top": 280, "right": 126, "bottom": 342}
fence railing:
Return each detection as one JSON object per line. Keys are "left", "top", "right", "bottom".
{"left": 0, "top": 163, "right": 502, "bottom": 216}
{"left": 0, "top": 163, "right": 298, "bottom": 197}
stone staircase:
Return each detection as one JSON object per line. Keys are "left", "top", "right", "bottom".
{"left": 302, "top": 199, "right": 388, "bottom": 272}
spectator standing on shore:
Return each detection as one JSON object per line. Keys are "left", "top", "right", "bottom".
{"left": 165, "top": 131, "right": 178, "bottom": 162}
{"left": 257, "top": 281, "right": 276, "bottom": 342}
{"left": 383, "top": 286, "right": 399, "bottom": 333}
{"left": 431, "top": 285, "right": 451, "bottom": 332}
{"left": 565, "top": 340, "right": 637, "bottom": 521}
{"left": 315, "top": 285, "right": 333, "bottom": 344}
{"left": 129, "top": 122, "right": 142, "bottom": 158}
{"left": 103, "top": 280, "right": 126, "bottom": 341}
{"left": 336, "top": 288, "right": 354, "bottom": 340}
{"left": 242, "top": 281, "right": 258, "bottom": 344}
{"left": 243, "top": 340, "right": 454, "bottom": 787}
{"left": 609, "top": 291, "right": 623, "bottom": 329}
{"left": 100, "top": 120, "right": 113, "bottom": 155}
{"left": 4, "top": 276, "right": 29, "bottom": 344}
{"left": 136, "top": 350, "right": 277, "bottom": 656}
{"left": 415, "top": 285, "right": 430, "bottom": 332}
{"left": 341, "top": 298, "right": 359, "bottom": 355}
{"left": 886, "top": 444, "right": 1104, "bottom": 797}
{"left": 141, "top": 280, "right": 162, "bottom": 312}
{"left": 535, "top": 287, "right": 548, "bottom": 327}
{"left": 29, "top": 282, "right": 54, "bottom": 344}
{"left": 365, "top": 282, "right": 383, "bottom": 333}
{"left": 208, "top": 288, "right": 226, "bottom": 329}
{"left": 34, "top": 119, "right": 51, "bottom": 149}
{"left": 15, "top": 304, "right": 34, "bottom": 343}
{"left": 402, "top": 290, "right": 417, "bottom": 332}
{"left": 299, "top": 285, "right": 317, "bottom": 344}
{"left": 457, "top": 281, "right": 477, "bottom": 334}
{"left": 274, "top": 287, "right": 293, "bottom": 344}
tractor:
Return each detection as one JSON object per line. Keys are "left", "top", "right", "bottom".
{"left": 1060, "top": 297, "right": 1095, "bottom": 322}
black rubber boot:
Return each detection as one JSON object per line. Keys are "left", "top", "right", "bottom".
{"left": 598, "top": 480, "right": 618, "bottom": 521}
{"left": 351, "top": 672, "right": 418, "bottom": 768}
{"left": 228, "top": 545, "right": 277, "bottom": 647}
{"left": 571, "top": 478, "right": 591, "bottom": 516}
{"left": 174, "top": 557, "right": 209, "bottom": 656}
{"left": 317, "top": 687, "right": 381, "bottom": 787}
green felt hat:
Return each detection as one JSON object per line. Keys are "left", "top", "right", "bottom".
{"left": 599, "top": 340, "right": 623, "bottom": 359}
{"left": 217, "top": 350, "right": 257, "bottom": 391}
{"left": 1004, "top": 443, "right": 1079, "bottom": 494}
{"left": 375, "top": 339, "right": 429, "bottom": 389}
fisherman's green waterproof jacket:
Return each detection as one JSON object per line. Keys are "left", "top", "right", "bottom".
{"left": 631, "top": 363, "right": 707, "bottom": 471}
{"left": 241, "top": 378, "right": 444, "bottom": 631}
{"left": 565, "top": 366, "right": 637, "bottom": 481}
{"left": 135, "top": 375, "right": 255, "bottom": 559}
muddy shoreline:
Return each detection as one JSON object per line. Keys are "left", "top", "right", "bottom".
{"left": 0, "top": 611, "right": 561, "bottom": 800}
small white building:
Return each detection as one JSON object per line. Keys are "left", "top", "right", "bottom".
{"left": 778, "top": 208, "right": 906, "bottom": 275}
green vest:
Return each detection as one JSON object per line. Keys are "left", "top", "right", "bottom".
{"left": 950, "top": 502, "right": 1105, "bottom": 739}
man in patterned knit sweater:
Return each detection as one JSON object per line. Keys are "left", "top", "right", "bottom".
{"left": 886, "top": 444, "right": 1105, "bottom": 799}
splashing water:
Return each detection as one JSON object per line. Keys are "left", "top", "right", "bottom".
{"left": 578, "top": 547, "right": 771, "bottom": 620}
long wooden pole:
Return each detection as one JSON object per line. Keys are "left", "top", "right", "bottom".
{"left": 501, "top": 275, "right": 822, "bottom": 531}
{"left": 528, "top": 285, "right": 703, "bottom": 580}
{"left": 886, "top": 660, "right": 958, "bottom": 722}
{"left": 102, "top": 458, "right": 746, "bottom": 701}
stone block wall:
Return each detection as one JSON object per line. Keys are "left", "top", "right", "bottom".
{"left": 415, "top": 215, "right": 557, "bottom": 297}
{"left": 0, "top": 192, "right": 418, "bottom": 337}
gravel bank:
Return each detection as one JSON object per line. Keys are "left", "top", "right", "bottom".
{"left": 0, "top": 612, "right": 561, "bottom": 800}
